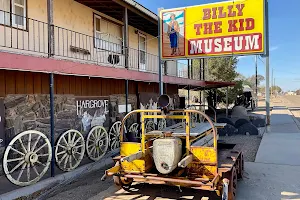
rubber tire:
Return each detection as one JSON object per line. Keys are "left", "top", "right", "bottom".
{"left": 217, "top": 117, "right": 235, "bottom": 127}
{"left": 223, "top": 167, "right": 237, "bottom": 200}
{"left": 234, "top": 118, "right": 250, "bottom": 128}
{"left": 237, "top": 153, "right": 244, "bottom": 179}
{"left": 252, "top": 118, "right": 266, "bottom": 128}
{"left": 238, "top": 123, "right": 259, "bottom": 135}
{"left": 218, "top": 124, "right": 238, "bottom": 136}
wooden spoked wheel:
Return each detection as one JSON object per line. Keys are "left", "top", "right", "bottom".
{"left": 129, "top": 123, "right": 140, "bottom": 139}
{"left": 158, "top": 119, "right": 166, "bottom": 130}
{"left": 224, "top": 167, "right": 238, "bottom": 200}
{"left": 109, "top": 121, "right": 126, "bottom": 150}
{"left": 3, "top": 130, "right": 52, "bottom": 186}
{"left": 86, "top": 126, "right": 109, "bottom": 161}
{"left": 145, "top": 120, "right": 155, "bottom": 133}
{"left": 237, "top": 153, "right": 244, "bottom": 179}
{"left": 55, "top": 130, "right": 85, "bottom": 171}
{"left": 113, "top": 162, "right": 133, "bottom": 191}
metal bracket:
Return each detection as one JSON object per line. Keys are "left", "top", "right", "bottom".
{"left": 120, "top": 151, "right": 143, "bottom": 163}
{"left": 222, "top": 178, "right": 229, "bottom": 200}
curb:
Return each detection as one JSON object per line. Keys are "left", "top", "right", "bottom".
{"left": 285, "top": 106, "right": 300, "bottom": 130}
{"left": 0, "top": 150, "right": 117, "bottom": 200}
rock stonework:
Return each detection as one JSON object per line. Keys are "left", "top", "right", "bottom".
{"left": 3, "top": 94, "right": 138, "bottom": 141}
{"left": 4, "top": 94, "right": 78, "bottom": 142}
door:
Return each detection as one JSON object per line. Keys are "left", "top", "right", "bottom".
{"left": 138, "top": 34, "right": 146, "bottom": 72}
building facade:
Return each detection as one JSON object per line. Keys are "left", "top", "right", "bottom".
{"left": 0, "top": 0, "right": 233, "bottom": 187}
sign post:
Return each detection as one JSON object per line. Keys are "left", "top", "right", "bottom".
{"left": 265, "top": 0, "right": 270, "bottom": 126}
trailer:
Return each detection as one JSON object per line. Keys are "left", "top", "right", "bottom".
{"left": 101, "top": 95, "right": 244, "bottom": 200}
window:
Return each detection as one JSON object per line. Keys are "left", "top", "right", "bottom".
{"left": 0, "top": 0, "right": 27, "bottom": 29}
{"left": 94, "top": 14, "right": 123, "bottom": 54}
{"left": 0, "top": 0, "right": 10, "bottom": 25}
{"left": 138, "top": 33, "right": 146, "bottom": 71}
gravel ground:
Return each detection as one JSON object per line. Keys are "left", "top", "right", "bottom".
{"left": 219, "top": 135, "right": 262, "bottom": 162}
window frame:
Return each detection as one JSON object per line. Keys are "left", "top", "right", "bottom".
{"left": 138, "top": 32, "right": 147, "bottom": 67}
{"left": 12, "top": 0, "right": 27, "bottom": 29}
{"left": 93, "top": 13, "right": 124, "bottom": 54}
{"left": 0, "top": 0, "right": 28, "bottom": 31}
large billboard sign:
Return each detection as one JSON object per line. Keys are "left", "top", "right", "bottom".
{"left": 160, "top": 0, "right": 265, "bottom": 59}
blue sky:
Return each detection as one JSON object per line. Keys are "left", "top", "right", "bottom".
{"left": 136, "top": 0, "right": 300, "bottom": 91}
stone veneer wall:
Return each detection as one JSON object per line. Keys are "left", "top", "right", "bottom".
{"left": 4, "top": 94, "right": 78, "bottom": 143}
{"left": 0, "top": 94, "right": 137, "bottom": 176}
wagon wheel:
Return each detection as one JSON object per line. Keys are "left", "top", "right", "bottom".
{"left": 109, "top": 121, "right": 126, "bottom": 150}
{"left": 129, "top": 123, "right": 140, "bottom": 139}
{"left": 188, "top": 106, "right": 199, "bottom": 123}
{"left": 86, "top": 126, "right": 109, "bottom": 161}
{"left": 223, "top": 167, "right": 237, "bottom": 200}
{"left": 145, "top": 120, "right": 155, "bottom": 133}
{"left": 55, "top": 130, "right": 85, "bottom": 171}
{"left": 237, "top": 153, "right": 244, "bottom": 179}
{"left": 113, "top": 161, "right": 133, "bottom": 191}
{"left": 3, "top": 130, "right": 52, "bottom": 186}
{"left": 158, "top": 119, "right": 166, "bottom": 131}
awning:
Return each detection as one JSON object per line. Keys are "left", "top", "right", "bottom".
{"left": 75, "top": 0, "right": 158, "bottom": 36}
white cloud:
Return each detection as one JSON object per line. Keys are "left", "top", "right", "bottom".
{"left": 270, "top": 46, "right": 279, "bottom": 51}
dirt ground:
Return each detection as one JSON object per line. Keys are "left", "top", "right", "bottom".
{"left": 219, "top": 135, "right": 262, "bottom": 162}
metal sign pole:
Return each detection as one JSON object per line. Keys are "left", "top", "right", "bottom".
{"left": 255, "top": 55, "right": 258, "bottom": 108}
{"left": 265, "top": 0, "right": 270, "bottom": 126}
{"left": 158, "top": 8, "right": 164, "bottom": 95}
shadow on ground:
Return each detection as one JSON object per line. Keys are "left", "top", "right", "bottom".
{"left": 100, "top": 183, "right": 222, "bottom": 200}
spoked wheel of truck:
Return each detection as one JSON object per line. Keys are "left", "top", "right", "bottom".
{"left": 86, "top": 126, "right": 109, "bottom": 161}
{"left": 145, "top": 120, "right": 155, "bottom": 133}
{"left": 188, "top": 106, "right": 198, "bottom": 123}
{"left": 3, "top": 130, "right": 52, "bottom": 186}
{"left": 157, "top": 118, "right": 166, "bottom": 130}
{"left": 55, "top": 129, "right": 85, "bottom": 171}
{"left": 129, "top": 122, "right": 140, "bottom": 139}
{"left": 109, "top": 121, "right": 126, "bottom": 150}
{"left": 113, "top": 161, "right": 133, "bottom": 191}
{"left": 223, "top": 167, "right": 237, "bottom": 200}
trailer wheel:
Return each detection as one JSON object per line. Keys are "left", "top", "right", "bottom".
{"left": 224, "top": 167, "right": 237, "bottom": 200}
{"left": 237, "top": 153, "right": 244, "bottom": 179}
{"left": 113, "top": 162, "right": 133, "bottom": 191}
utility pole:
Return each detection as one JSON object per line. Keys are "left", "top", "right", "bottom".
{"left": 274, "top": 77, "right": 276, "bottom": 97}
{"left": 271, "top": 68, "right": 273, "bottom": 97}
